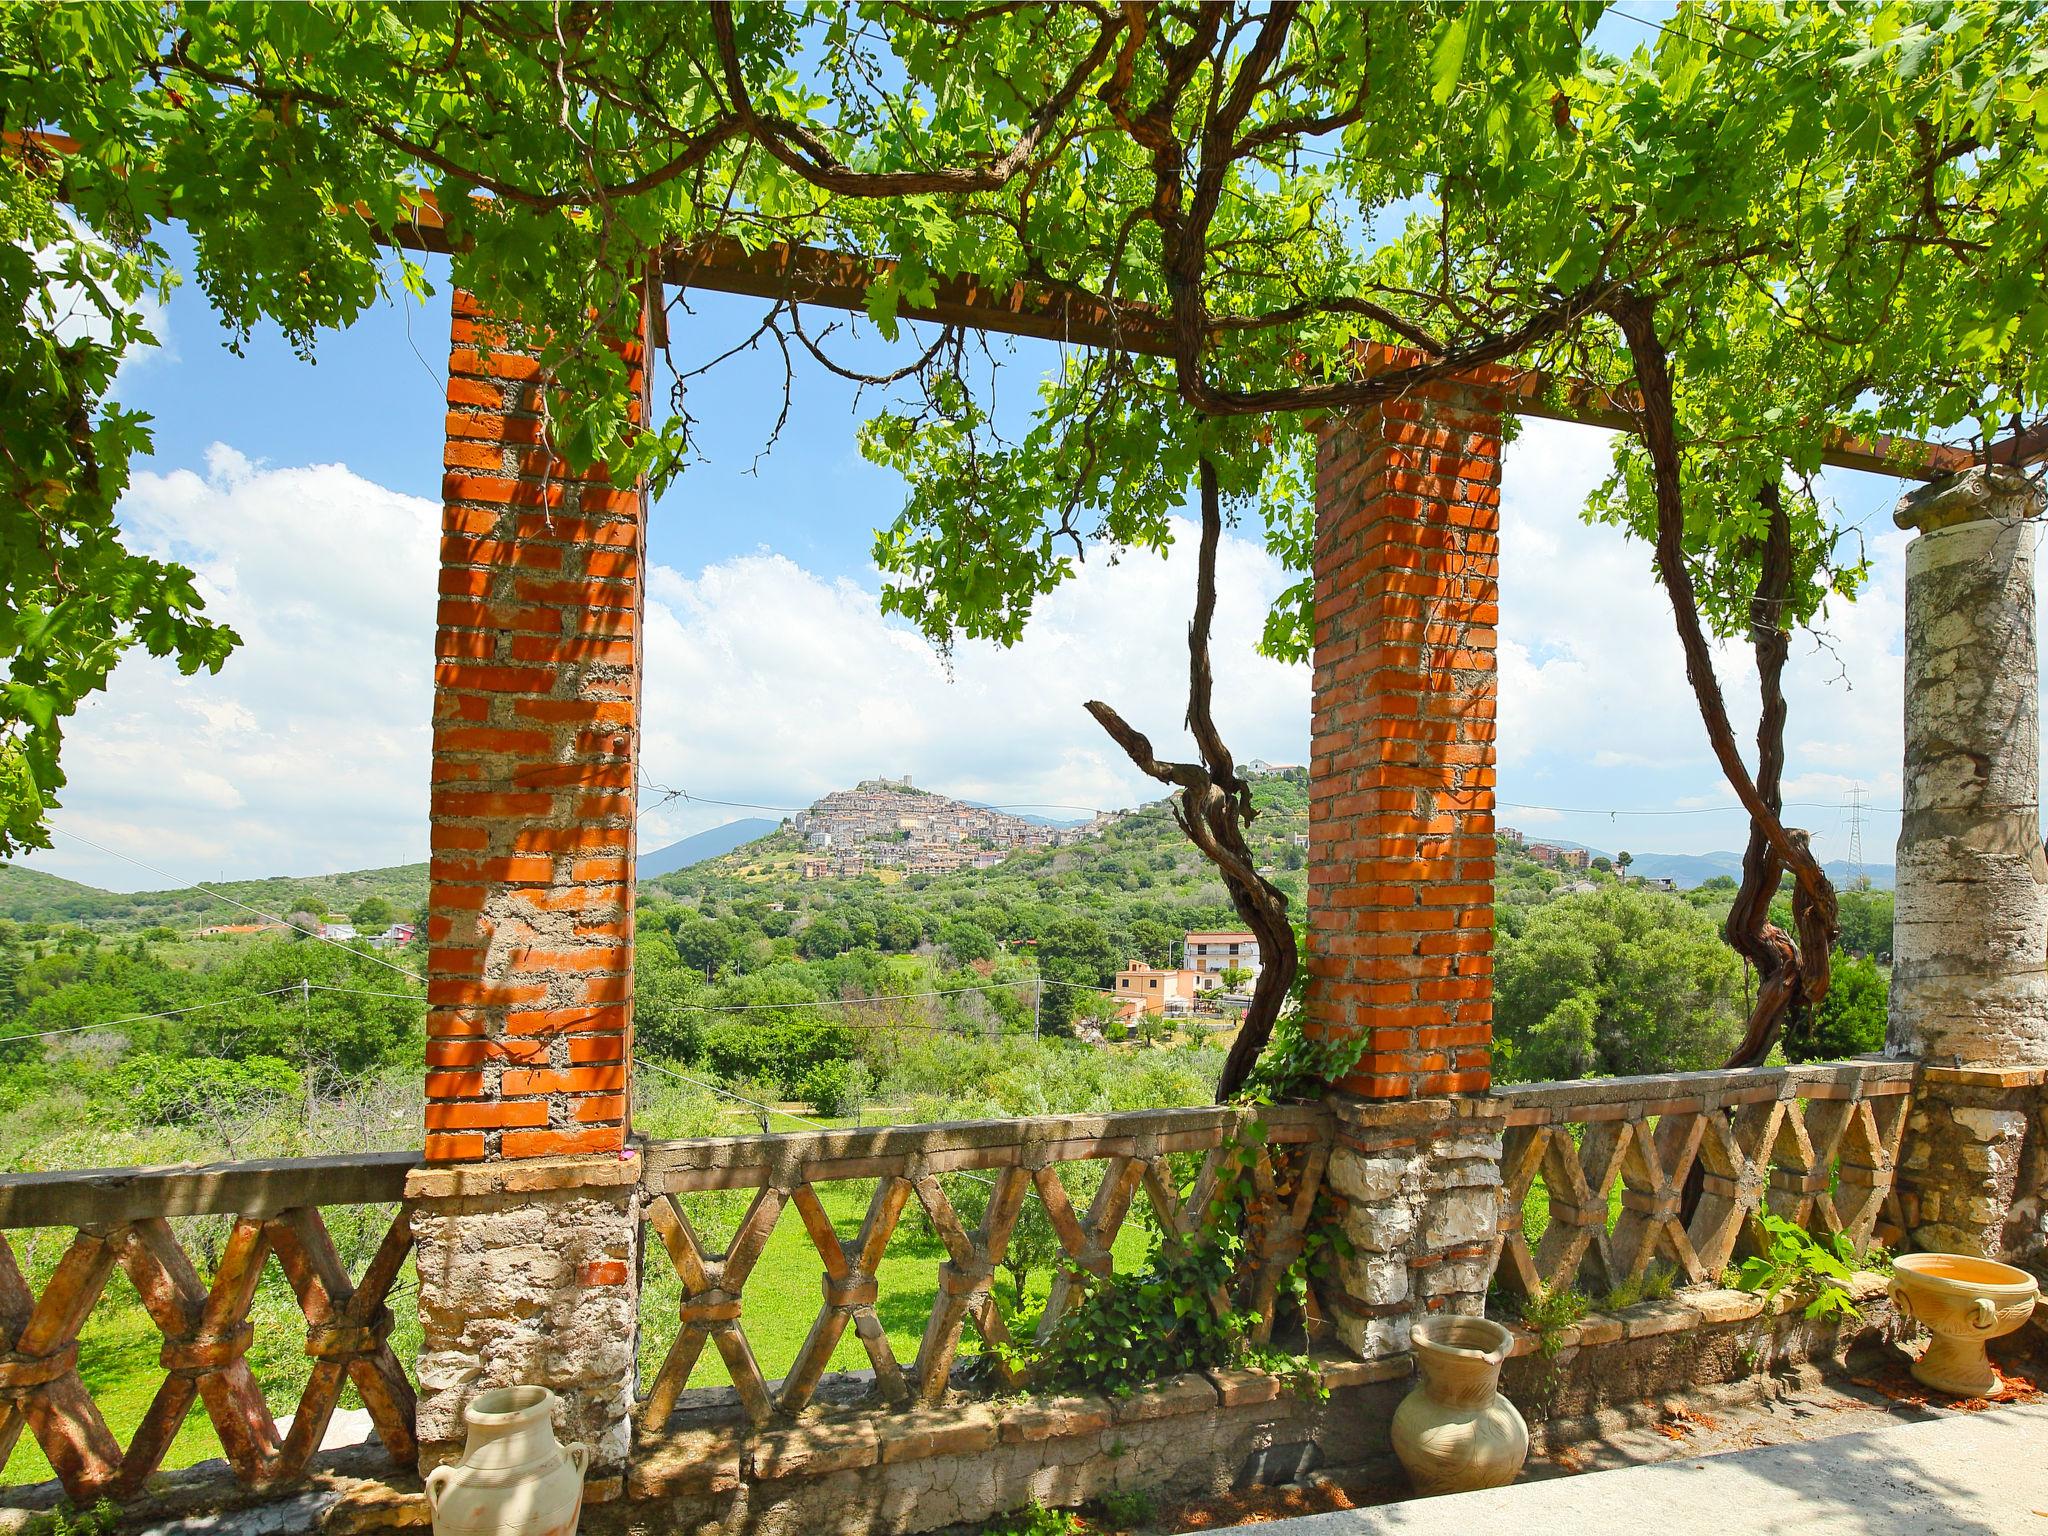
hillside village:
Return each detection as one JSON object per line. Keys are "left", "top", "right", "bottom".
{"left": 791, "top": 776, "right": 1118, "bottom": 879}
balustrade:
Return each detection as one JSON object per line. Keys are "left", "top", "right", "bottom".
{"left": 1490, "top": 1060, "right": 1915, "bottom": 1300}
{"left": 0, "top": 1152, "right": 420, "bottom": 1501}
{"left": 634, "top": 1104, "right": 1332, "bottom": 1426}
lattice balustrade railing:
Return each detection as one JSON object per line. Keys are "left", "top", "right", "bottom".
{"left": 635, "top": 1104, "right": 1332, "bottom": 1427}
{"left": 1490, "top": 1060, "right": 1915, "bottom": 1300}
{"left": 0, "top": 1151, "right": 421, "bottom": 1500}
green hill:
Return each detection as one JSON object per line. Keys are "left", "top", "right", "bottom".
{"left": 0, "top": 860, "right": 428, "bottom": 931}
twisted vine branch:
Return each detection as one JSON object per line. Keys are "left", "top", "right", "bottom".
{"left": 1085, "top": 456, "right": 1298, "bottom": 1101}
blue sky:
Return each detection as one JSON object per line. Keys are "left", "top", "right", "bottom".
{"left": 20, "top": 8, "right": 1992, "bottom": 892}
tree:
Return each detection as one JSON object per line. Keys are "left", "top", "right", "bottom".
{"left": 9, "top": 3, "right": 2044, "bottom": 1082}
{"left": 349, "top": 895, "right": 394, "bottom": 930}
{"left": 1616, "top": 852, "right": 1634, "bottom": 881}
{"left": 1835, "top": 889, "right": 1896, "bottom": 959}
{"left": 936, "top": 919, "right": 996, "bottom": 965}
{"left": 1782, "top": 951, "right": 1888, "bottom": 1063}
{"left": 1493, "top": 886, "right": 1744, "bottom": 1083}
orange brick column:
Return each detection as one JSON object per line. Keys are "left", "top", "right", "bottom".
{"left": 1306, "top": 380, "right": 1503, "bottom": 1101}
{"left": 1309, "top": 380, "right": 1508, "bottom": 1359}
{"left": 423, "top": 291, "right": 648, "bottom": 1163}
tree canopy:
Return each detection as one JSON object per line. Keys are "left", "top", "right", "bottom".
{"left": 4, "top": 3, "right": 2044, "bottom": 945}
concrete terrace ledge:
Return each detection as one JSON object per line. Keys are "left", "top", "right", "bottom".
{"left": 1238, "top": 1397, "right": 2048, "bottom": 1536}
{"left": 0, "top": 1279, "right": 1924, "bottom": 1536}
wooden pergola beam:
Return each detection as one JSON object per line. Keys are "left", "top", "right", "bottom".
{"left": 9, "top": 129, "right": 2014, "bottom": 481}
{"left": 366, "top": 190, "right": 1997, "bottom": 483}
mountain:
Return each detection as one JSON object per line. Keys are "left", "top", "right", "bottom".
{"left": 639, "top": 819, "right": 778, "bottom": 879}
{"left": 958, "top": 800, "right": 1093, "bottom": 829}
{"left": 1506, "top": 842, "right": 1895, "bottom": 890}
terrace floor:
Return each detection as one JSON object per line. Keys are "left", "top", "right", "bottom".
{"left": 1231, "top": 1394, "right": 2048, "bottom": 1536}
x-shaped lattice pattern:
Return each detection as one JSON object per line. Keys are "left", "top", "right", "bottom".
{"left": 0, "top": 1206, "right": 416, "bottom": 1502}
{"left": 1494, "top": 1085, "right": 1910, "bottom": 1300}
{"left": 640, "top": 1134, "right": 1330, "bottom": 1426}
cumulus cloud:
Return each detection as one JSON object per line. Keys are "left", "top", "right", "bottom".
{"left": 636, "top": 524, "right": 1310, "bottom": 845}
{"left": 39, "top": 447, "right": 440, "bottom": 890}
{"left": 22, "top": 420, "right": 2032, "bottom": 890}
{"left": 1493, "top": 418, "right": 1949, "bottom": 862}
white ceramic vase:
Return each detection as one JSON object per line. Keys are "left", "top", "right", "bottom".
{"left": 1889, "top": 1252, "right": 2039, "bottom": 1398}
{"left": 1390, "top": 1315, "right": 1529, "bottom": 1496}
{"left": 425, "top": 1386, "right": 591, "bottom": 1536}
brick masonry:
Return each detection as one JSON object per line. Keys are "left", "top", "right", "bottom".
{"left": 425, "top": 291, "right": 649, "bottom": 1162}
{"left": 1306, "top": 378, "right": 1505, "bottom": 1099}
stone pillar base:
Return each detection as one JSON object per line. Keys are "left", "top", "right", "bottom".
{"left": 1322, "top": 1095, "right": 1506, "bottom": 1357}
{"left": 408, "top": 1154, "right": 641, "bottom": 1479}
{"left": 1897, "top": 1066, "right": 2048, "bottom": 1264}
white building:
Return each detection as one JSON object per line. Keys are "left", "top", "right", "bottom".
{"left": 1183, "top": 930, "right": 1261, "bottom": 980}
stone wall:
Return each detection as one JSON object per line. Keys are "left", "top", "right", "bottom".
{"left": 409, "top": 1156, "right": 641, "bottom": 1477}
{"left": 1896, "top": 1065, "right": 2048, "bottom": 1264}
{"left": 1322, "top": 1095, "right": 1506, "bottom": 1356}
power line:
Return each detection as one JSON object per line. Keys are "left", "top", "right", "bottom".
{"left": 305, "top": 982, "right": 427, "bottom": 1003}
{"left": 0, "top": 985, "right": 308, "bottom": 1045}
{"left": 1499, "top": 798, "right": 1902, "bottom": 819}
{"left": 49, "top": 828, "right": 427, "bottom": 984}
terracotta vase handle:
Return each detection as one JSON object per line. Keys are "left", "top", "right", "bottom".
{"left": 1968, "top": 1297, "right": 1997, "bottom": 1332}
{"left": 568, "top": 1441, "right": 592, "bottom": 1479}
{"left": 424, "top": 1465, "right": 454, "bottom": 1516}
{"left": 1887, "top": 1281, "right": 1913, "bottom": 1323}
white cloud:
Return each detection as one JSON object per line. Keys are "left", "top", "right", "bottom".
{"left": 24, "top": 449, "right": 1307, "bottom": 888}
{"left": 33, "top": 447, "right": 440, "bottom": 890}
{"left": 1492, "top": 419, "right": 1967, "bottom": 860}
{"left": 20, "top": 419, "right": 2035, "bottom": 889}
{"left": 636, "top": 526, "right": 1310, "bottom": 846}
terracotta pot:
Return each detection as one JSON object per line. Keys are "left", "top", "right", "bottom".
{"left": 1391, "top": 1316, "right": 1529, "bottom": 1496}
{"left": 425, "top": 1386, "right": 591, "bottom": 1536}
{"left": 1889, "top": 1252, "right": 2039, "bottom": 1398}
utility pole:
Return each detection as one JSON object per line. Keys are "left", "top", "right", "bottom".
{"left": 300, "top": 978, "right": 314, "bottom": 1132}
{"left": 1032, "top": 976, "right": 1042, "bottom": 1042}
{"left": 1845, "top": 784, "right": 1868, "bottom": 889}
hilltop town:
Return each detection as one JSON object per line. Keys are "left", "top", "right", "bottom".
{"left": 791, "top": 776, "right": 1117, "bottom": 879}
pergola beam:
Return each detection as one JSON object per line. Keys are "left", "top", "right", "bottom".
{"left": 9, "top": 128, "right": 2015, "bottom": 481}
{"left": 377, "top": 193, "right": 1990, "bottom": 483}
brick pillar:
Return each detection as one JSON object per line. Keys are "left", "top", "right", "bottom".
{"left": 1306, "top": 380, "right": 1503, "bottom": 1098}
{"left": 424, "top": 291, "right": 646, "bottom": 1163}
{"left": 1307, "top": 375, "right": 1508, "bottom": 1359}
{"left": 1886, "top": 465, "right": 2048, "bottom": 1263}
{"left": 409, "top": 291, "right": 649, "bottom": 1479}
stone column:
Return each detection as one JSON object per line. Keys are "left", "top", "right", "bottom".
{"left": 410, "top": 290, "right": 651, "bottom": 1478}
{"left": 1888, "top": 465, "right": 2048, "bottom": 1262}
{"left": 1308, "top": 367, "right": 1509, "bottom": 1355}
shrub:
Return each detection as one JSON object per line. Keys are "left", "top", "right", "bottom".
{"left": 702, "top": 1019, "right": 853, "bottom": 1097}
{"left": 109, "top": 1053, "right": 303, "bottom": 1125}
{"left": 801, "top": 1058, "right": 862, "bottom": 1118}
